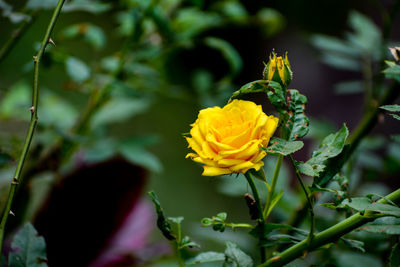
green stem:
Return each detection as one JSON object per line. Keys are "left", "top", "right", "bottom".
{"left": 244, "top": 172, "right": 266, "bottom": 262}
{"left": 176, "top": 223, "right": 184, "bottom": 267}
{"left": 244, "top": 172, "right": 265, "bottom": 222}
{"left": 0, "top": 10, "right": 39, "bottom": 63}
{"left": 260, "top": 188, "right": 400, "bottom": 267}
{"left": 225, "top": 223, "right": 255, "bottom": 229}
{"left": 263, "top": 155, "right": 283, "bottom": 219}
{"left": 0, "top": 0, "right": 66, "bottom": 256}
{"left": 287, "top": 81, "right": 400, "bottom": 229}
{"left": 288, "top": 155, "right": 314, "bottom": 243}
{"left": 347, "top": 81, "right": 400, "bottom": 152}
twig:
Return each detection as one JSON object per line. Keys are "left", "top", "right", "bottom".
{"left": 287, "top": 81, "right": 400, "bottom": 229}
{"left": 244, "top": 172, "right": 266, "bottom": 262}
{"left": 0, "top": 0, "right": 66, "bottom": 255}
{"left": 263, "top": 155, "right": 283, "bottom": 219}
{"left": 288, "top": 155, "right": 314, "bottom": 243}
{"left": 260, "top": 188, "right": 400, "bottom": 266}
{"left": 0, "top": 10, "right": 39, "bottom": 63}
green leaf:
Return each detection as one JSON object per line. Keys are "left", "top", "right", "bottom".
{"left": 91, "top": 97, "right": 150, "bottom": 127}
{"left": 360, "top": 216, "right": 400, "bottom": 235}
{"left": 186, "top": 252, "right": 225, "bottom": 265}
{"left": 256, "top": 8, "right": 285, "bottom": 37}
{"left": 390, "top": 114, "right": 400, "bottom": 120}
{"left": 380, "top": 105, "right": 400, "bottom": 112}
{"left": 319, "top": 52, "right": 360, "bottom": 71}
{"left": 168, "top": 216, "right": 184, "bottom": 224}
{"left": 284, "top": 89, "right": 309, "bottom": 140}
{"left": 340, "top": 238, "right": 365, "bottom": 253}
{"left": 249, "top": 223, "right": 295, "bottom": 238}
{"left": 309, "top": 124, "right": 349, "bottom": 163}
{"left": 173, "top": 8, "right": 222, "bottom": 39}
{"left": 310, "top": 35, "right": 360, "bottom": 57}
{"left": 180, "top": 236, "right": 200, "bottom": 249}
{"left": 148, "top": 191, "right": 176, "bottom": 241}
{"left": 248, "top": 168, "right": 267, "bottom": 182}
{"left": 39, "top": 90, "right": 78, "bottom": 130}
{"left": 0, "top": 152, "right": 12, "bottom": 168}
{"left": 259, "top": 233, "right": 301, "bottom": 247}
{"left": 229, "top": 80, "right": 285, "bottom": 110}
{"left": 340, "top": 198, "right": 400, "bottom": 217}
{"left": 383, "top": 61, "right": 400, "bottom": 82}
{"left": 224, "top": 242, "right": 253, "bottom": 267}
{"left": 296, "top": 162, "right": 325, "bottom": 177}
{"left": 9, "top": 223, "right": 48, "bottom": 267}
{"left": 263, "top": 137, "right": 303, "bottom": 156}
{"left": 204, "top": 37, "right": 242, "bottom": 77}
{"left": 65, "top": 57, "right": 90, "bottom": 83}
{"left": 347, "top": 11, "right": 381, "bottom": 56}
{"left": 62, "top": 23, "right": 106, "bottom": 50}
{"left": 201, "top": 212, "right": 227, "bottom": 232}
{"left": 335, "top": 251, "right": 382, "bottom": 267}
{"left": 390, "top": 243, "right": 400, "bottom": 267}
{"left": 334, "top": 80, "right": 363, "bottom": 94}
{"left": 0, "top": 81, "right": 30, "bottom": 120}
{"left": 298, "top": 124, "right": 348, "bottom": 183}
{"left": 119, "top": 146, "right": 162, "bottom": 173}
{"left": 26, "top": 0, "right": 111, "bottom": 13}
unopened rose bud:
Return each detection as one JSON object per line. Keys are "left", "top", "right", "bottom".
{"left": 263, "top": 50, "right": 293, "bottom": 86}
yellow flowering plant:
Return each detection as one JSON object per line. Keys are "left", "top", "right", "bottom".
{"left": 149, "top": 49, "right": 400, "bottom": 267}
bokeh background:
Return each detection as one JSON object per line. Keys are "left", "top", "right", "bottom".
{"left": 1, "top": 0, "right": 400, "bottom": 266}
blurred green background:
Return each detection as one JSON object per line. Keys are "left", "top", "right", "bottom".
{"left": 1, "top": 0, "right": 400, "bottom": 266}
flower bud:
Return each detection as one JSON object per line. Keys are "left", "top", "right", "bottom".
{"left": 263, "top": 51, "right": 292, "bottom": 86}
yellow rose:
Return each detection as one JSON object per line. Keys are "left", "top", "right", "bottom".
{"left": 185, "top": 100, "right": 279, "bottom": 176}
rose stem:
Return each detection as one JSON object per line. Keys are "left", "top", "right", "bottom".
{"left": 0, "top": 0, "right": 66, "bottom": 256}
{"left": 244, "top": 172, "right": 266, "bottom": 262}
{"left": 260, "top": 188, "right": 400, "bottom": 267}
{"left": 288, "top": 155, "right": 314, "bottom": 243}
{"left": 263, "top": 154, "right": 283, "bottom": 219}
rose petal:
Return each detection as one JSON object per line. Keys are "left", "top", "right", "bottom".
{"left": 202, "top": 166, "right": 232, "bottom": 176}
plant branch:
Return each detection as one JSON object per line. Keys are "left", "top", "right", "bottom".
{"left": 287, "top": 81, "right": 400, "bottom": 229}
{"left": 260, "top": 188, "right": 400, "bottom": 267}
{"left": 288, "top": 155, "right": 314, "bottom": 243}
{"left": 244, "top": 172, "right": 266, "bottom": 262}
{"left": 0, "top": 0, "right": 66, "bottom": 255}
{"left": 0, "top": 10, "right": 39, "bottom": 63}
{"left": 263, "top": 155, "right": 283, "bottom": 219}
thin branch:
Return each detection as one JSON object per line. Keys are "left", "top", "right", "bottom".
{"left": 0, "top": 0, "right": 66, "bottom": 255}
{"left": 288, "top": 155, "right": 314, "bottom": 243}
{"left": 260, "top": 188, "right": 400, "bottom": 267}
{"left": 263, "top": 155, "right": 283, "bottom": 219}
{"left": 244, "top": 172, "right": 266, "bottom": 262}
{"left": 0, "top": 10, "right": 39, "bottom": 63}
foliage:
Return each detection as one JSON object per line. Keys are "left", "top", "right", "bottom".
{"left": 1, "top": 1, "right": 400, "bottom": 267}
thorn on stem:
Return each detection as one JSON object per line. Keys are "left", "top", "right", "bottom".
{"left": 29, "top": 106, "right": 35, "bottom": 113}
{"left": 33, "top": 56, "right": 38, "bottom": 62}
{"left": 9, "top": 210, "right": 15, "bottom": 216}
{"left": 11, "top": 178, "right": 19, "bottom": 185}
{"left": 48, "top": 38, "right": 56, "bottom": 46}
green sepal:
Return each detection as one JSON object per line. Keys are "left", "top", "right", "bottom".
{"left": 248, "top": 168, "right": 267, "bottom": 182}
